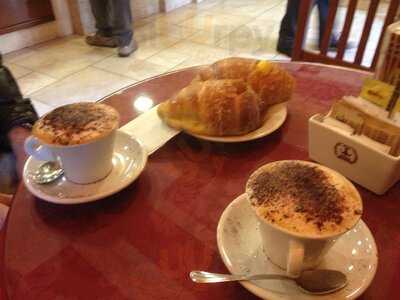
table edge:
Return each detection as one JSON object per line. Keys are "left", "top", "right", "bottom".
{"left": 97, "top": 61, "right": 373, "bottom": 102}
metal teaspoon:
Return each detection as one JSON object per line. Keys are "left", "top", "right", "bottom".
{"left": 31, "top": 161, "right": 64, "bottom": 184}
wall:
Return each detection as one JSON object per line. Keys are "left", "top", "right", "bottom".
{"left": 0, "top": 22, "right": 58, "bottom": 54}
{"left": 0, "top": 0, "right": 72, "bottom": 54}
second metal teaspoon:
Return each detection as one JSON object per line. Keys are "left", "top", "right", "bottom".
{"left": 190, "top": 269, "right": 347, "bottom": 295}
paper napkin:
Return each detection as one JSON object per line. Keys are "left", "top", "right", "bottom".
{"left": 120, "top": 105, "right": 180, "bottom": 155}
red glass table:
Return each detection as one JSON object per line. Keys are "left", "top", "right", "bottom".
{"left": 1, "top": 62, "right": 399, "bottom": 299}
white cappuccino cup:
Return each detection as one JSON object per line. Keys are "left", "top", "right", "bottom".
{"left": 25, "top": 102, "right": 120, "bottom": 184}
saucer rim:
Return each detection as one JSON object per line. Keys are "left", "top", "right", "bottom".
{"left": 187, "top": 102, "right": 287, "bottom": 143}
{"left": 23, "top": 131, "right": 148, "bottom": 204}
{"left": 216, "top": 193, "right": 378, "bottom": 300}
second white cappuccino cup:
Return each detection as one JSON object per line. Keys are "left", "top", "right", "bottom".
{"left": 246, "top": 160, "right": 363, "bottom": 277}
{"left": 256, "top": 213, "right": 348, "bottom": 277}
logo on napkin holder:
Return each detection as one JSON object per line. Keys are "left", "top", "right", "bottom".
{"left": 334, "top": 143, "right": 358, "bottom": 164}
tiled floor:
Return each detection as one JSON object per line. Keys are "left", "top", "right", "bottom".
{"left": 3, "top": 0, "right": 387, "bottom": 117}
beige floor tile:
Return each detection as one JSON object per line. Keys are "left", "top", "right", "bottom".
{"left": 169, "top": 62, "right": 191, "bottom": 72}
{"left": 207, "top": 0, "right": 282, "bottom": 17}
{"left": 228, "top": 0, "right": 282, "bottom": 7}
{"left": 217, "top": 20, "right": 280, "bottom": 56}
{"left": 187, "top": 28, "right": 232, "bottom": 46}
{"left": 134, "top": 24, "right": 160, "bottom": 42}
{"left": 4, "top": 63, "right": 32, "bottom": 79}
{"left": 134, "top": 14, "right": 161, "bottom": 28}
{"left": 170, "top": 55, "right": 225, "bottom": 70}
{"left": 145, "top": 49, "right": 188, "bottom": 68}
{"left": 178, "top": 12, "right": 252, "bottom": 34}
{"left": 127, "top": 35, "right": 182, "bottom": 60}
{"left": 94, "top": 56, "right": 171, "bottom": 81}
{"left": 29, "top": 67, "right": 136, "bottom": 106}
{"left": 256, "top": 2, "right": 287, "bottom": 22}
{"left": 168, "top": 40, "right": 231, "bottom": 61}
{"left": 13, "top": 37, "right": 114, "bottom": 79}
{"left": 153, "top": 7, "right": 199, "bottom": 25}
{"left": 160, "top": 24, "right": 199, "bottom": 40}
{"left": 168, "top": 47, "right": 235, "bottom": 71}
{"left": 242, "top": 52, "right": 279, "bottom": 61}
{"left": 17, "top": 72, "right": 57, "bottom": 96}
{"left": 31, "top": 100, "right": 53, "bottom": 116}
{"left": 231, "top": 50, "right": 280, "bottom": 60}
{"left": 135, "top": 14, "right": 169, "bottom": 30}
{"left": 134, "top": 23, "right": 197, "bottom": 42}
{"left": 28, "top": 36, "right": 112, "bottom": 57}
{"left": 2, "top": 48, "right": 37, "bottom": 64}
{"left": 14, "top": 51, "right": 110, "bottom": 80}
{"left": 187, "top": 0, "right": 221, "bottom": 11}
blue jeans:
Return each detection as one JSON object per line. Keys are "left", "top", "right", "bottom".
{"left": 89, "top": 0, "right": 133, "bottom": 46}
{"left": 277, "top": 0, "right": 333, "bottom": 51}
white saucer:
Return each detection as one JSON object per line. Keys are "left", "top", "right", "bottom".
{"left": 188, "top": 102, "right": 287, "bottom": 143}
{"left": 217, "top": 194, "right": 378, "bottom": 300}
{"left": 23, "top": 131, "right": 147, "bottom": 204}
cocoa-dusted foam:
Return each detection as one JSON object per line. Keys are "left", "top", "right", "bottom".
{"left": 32, "top": 103, "right": 119, "bottom": 146}
{"left": 246, "top": 161, "right": 362, "bottom": 237}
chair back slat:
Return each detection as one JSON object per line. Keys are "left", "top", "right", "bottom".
{"left": 301, "top": 51, "right": 370, "bottom": 71}
{"left": 371, "top": 0, "right": 400, "bottom": 68}
{"left": 292, "top": 0, "right": 400, "bottom": 71}
{"left": 354, "top": 0, "right": 380, "bottom": 65}
{"left": 292, "top": 0, "right": 313, "bottom": 60}
{"left": 336, "top": 0, "right": 359, "bottom": 60}
{"left": 320, "top": 0, "right": 340, "bottom": 55}
{"left": 292, "top": 0, "right": 312, "bottom": 60}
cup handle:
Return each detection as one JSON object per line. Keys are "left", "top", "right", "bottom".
{"left": 287, "top": 239, "right": 304, "bottom": 277}
{"left": 24, "top": 136, "right": 56, "bottom": 161}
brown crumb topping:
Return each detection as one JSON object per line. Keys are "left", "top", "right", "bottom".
{"left": 35, "top": 103, "right": 119, "bottom": 145}
{"left": 249, "top": 162, "right": 346, "bottom": 230}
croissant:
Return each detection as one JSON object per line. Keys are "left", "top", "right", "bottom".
{"left": 195, "top": 57, "right": 294, "bottom": 107}
{"left": 158, "top": 79, "right": 266, "bottom": 136}
{"left": 158, "top": 58, "right": 294, "bottom": 136}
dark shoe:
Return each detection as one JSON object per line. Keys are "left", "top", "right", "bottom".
{"left": 118, "top": 39, "right": 138, "bottom": 57}
{"left": 86, "top": 33, "right": 118, "bottom": 48}
{"left": 277, "top": 43, "right": 293, "bottom": 57}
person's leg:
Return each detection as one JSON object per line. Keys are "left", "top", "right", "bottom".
{"left": 90, "top": 0, "right": 112, "bottom": 36}
{"left": 316, "top": 0, "right": 339, "bottom": 47}
{"left": 110, "top": 0, "right": 137, "bottom": 56}
{"left": 277, "top": 0, "right": 301, "bottom": 56}
{"left": 86, "top": 0, "right": 117, "bottom": 47}
{"left": 111, "top": 0, "right": 133, "bottom": 45}
{"left": 277, "top": 0, "right": 318, "bottom": 56}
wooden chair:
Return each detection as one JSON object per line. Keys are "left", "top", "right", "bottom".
{"left": 292, "top": 0, "right": 400, "bottom": 71}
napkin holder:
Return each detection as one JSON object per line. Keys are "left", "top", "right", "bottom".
{"left": 308, "top": 114, "right": 400, "bottom": 195}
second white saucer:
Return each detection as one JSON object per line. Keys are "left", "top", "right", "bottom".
{"left": 217, "top": 194, "right": 378, "bottom": 300}
{"left": 23, "top": 131, "right": 147, "bottom": 204}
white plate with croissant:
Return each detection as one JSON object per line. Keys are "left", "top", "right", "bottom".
{"left": 158, "top": 57, "right": 293, "bottom": 143}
